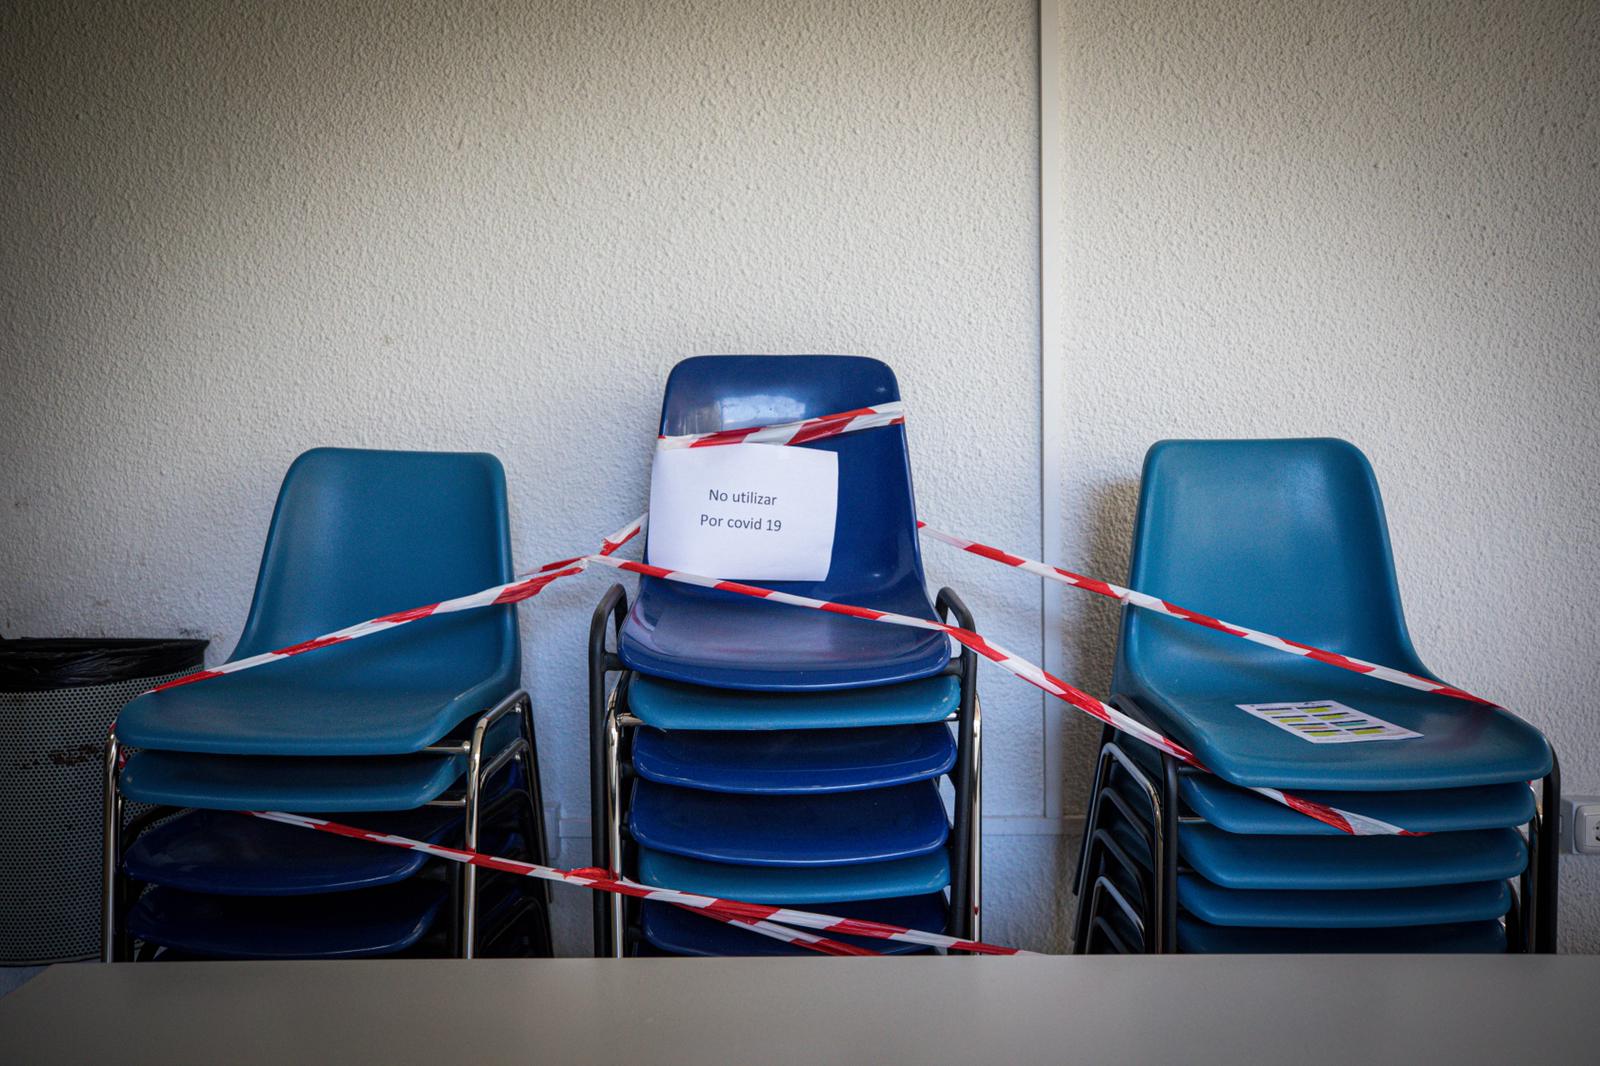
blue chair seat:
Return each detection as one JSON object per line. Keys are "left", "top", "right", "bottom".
{"left": 1179, "top": 774, "right": 1535, "bottom": 835}
{"left": 1094, "top": 815, "right": 1514, "bottom": 929}
{"left": 1178, "top": 824, "right": 1527, "bottom": 891}
{"left": 620, "top": 582, "right": 950, "bottom": 691}
{"left": 1122, "top": 664, "right": 1551, "bottom": 792}
{"left": 1178, "top": 876, "right": 1512, "bottom": 929}
{"left": 123, "top": 807, "right": 460, "bottom": 895}
{"left": 620, "top": 355, "right": 948, "bottom": 691}
{"left": 640, "top": 893, "right": 945, "bottom": 957}
{"left": 1113, "top": 439, "right": 1552, "bottom": 793}
{"left": 638, "top": 847, "right": 950, "bottom": 903}
{"left": 626, "top": 675, "right": 958, "bottom": 731}
{"left": 1097, "top": 786, "right": 1527, "bottom": 890}
{"left": 122, "top": 771, "right": 526, "bottom": 895}
{"left": 127, "top": 880, "right": 447, "bottom": 959}
{"left": 115, "top": 640, "right": 518, "bottom": 756}
{"left": 115, "top": 447, "right": 521, "bottom": 757}
{"left": 631, "top": 724, "right": 955, "bottom": 794}
{"left": 1176, "top": 916, "right": 1507, "bottom": 954}
{"left": 117, "top": 713, "right": 520, "bottom": 811}
{"left": 629, "top": 778, "right": 948, "bottom": 866}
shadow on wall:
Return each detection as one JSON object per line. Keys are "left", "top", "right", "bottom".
{"left": 1057, "top": 476, "right": 1141, "bottom": 817}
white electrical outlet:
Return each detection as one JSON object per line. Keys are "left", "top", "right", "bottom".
{"left": 1561, "top": 796, "right": 1600, "bottom": 854}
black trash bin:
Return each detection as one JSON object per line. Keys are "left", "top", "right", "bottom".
{"left": 0, "top": 638, "right": 207, "bottom": 963}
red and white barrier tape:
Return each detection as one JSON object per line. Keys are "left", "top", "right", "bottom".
{"left": 656, "top": 402, "right": 905, "bottom": 450}
{"left": 140, "top": 403, "right": 1450, "bottom": 834}
{"left": 148, "top": 518, "right": 644, "bottom": 694}
{"left": 695, "top": 907, "right": 882, "bottom": 956}
{"left": 582, "top": 554, "right": 1416, "bottom": 837}
{"left": 916, "top": 523, "right": 1495, "bottom": 708}
{"left": 247, "top": 810, "right": 1022, "bottom": 955}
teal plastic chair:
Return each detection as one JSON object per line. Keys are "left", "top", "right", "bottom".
{"left": 115, "top": 448, "right": 519, "bottom": 755}
{"left": 1074, "top": 440, "right": 1559, "bottom": 954}
{"left": 1112, "top": 439, "right": 1550, "bottom": 791}
{"left": 103, "top": 449, "right": 546, "bottom": 963}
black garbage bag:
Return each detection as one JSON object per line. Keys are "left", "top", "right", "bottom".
{"left": 0, "top": 638, "right": 209, "bottom": 691}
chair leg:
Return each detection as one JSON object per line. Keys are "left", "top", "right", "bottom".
{"left": 1157, "top": 752, "right": 1179, "bottom": 954}
{"left": 968, "top": 693, "right": 983, "bottom": 944}
{"left": 1072, "top": 725, "right": 1117, "bottom": 900}
{"left": 1535, "top": 754, "right": 1561, "bottom": 953}
{"left": 588, "top": 584, "right": 628, "bottom": 957}
{"left": 459, "top": 720, "right": 488, "bottom": 959}
{"left": 936, "top": 587, "right": 981, "bottom": 948}
{"left": 517, "top": 695, "right": 553, "bottom": 902}
{"left": 604, "top": 706, "right": 627, "bottom": 958}
{"left": 101, "top": 735, "right": 123, "bottom": 963}
{"left": 446, "top": 865, "right": 463, "bottom": 957}
{"left": 1072, "top": 745, "right": 1117, "bottom": 951}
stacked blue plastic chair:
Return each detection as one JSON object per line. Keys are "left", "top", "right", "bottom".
{"left": 1071, "top": 439, "right": 1558, "bottom": 955}
{"left": 103, "top": 448, "right": 552, "bottom": 961}
{"left": 588, "top": 356, "right": 981, "bottom": 957}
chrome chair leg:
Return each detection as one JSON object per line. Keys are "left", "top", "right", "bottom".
{"left": 101, "top": 735, "right": 123, "bottom": 963}
{"left": 457, "top": 689, "right": 527, "bottom": 958}
{"left": 461, "top": 726, "right": 485, "bottom": 958}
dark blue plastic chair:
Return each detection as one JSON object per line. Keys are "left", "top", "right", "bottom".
{"left": 619, "top": 355, "right": 947, "bottom": 691}
{"left": 625, "top": 674, "right": 960, "bottom": 731}
{"left": 637, "top": 847, "right": 951, "bottom": 904}
{"left": 628, "top": 779, "right": 949, "bottom": 867}
{"left": 631, "top": 724, "right": 955, "bottom": 794}
{"left": 125, "top": 816, "right": 532, "bottom": 958}
{"left": 116, "top": 448, "right": 520, "bottom": 755}
{"left": 1176, "top": 917, "right": 1507, "bottom": 954}
{"left": 123, "top": 808, "right": 463, "bottom": 896}
{"left": 122, "top": 763, "right": 524, "bottom": 896}
{"left": 591, "top": 358, "right": 981, "bottom": 958}
{"left": 640, "top": 893, "right": 944, "bottom": 957}
{"left": 128, "top": 880, "right": 449, "bottom": 960}
{"left": 1112, "top": 439, "right": 1550, "bottom": 791}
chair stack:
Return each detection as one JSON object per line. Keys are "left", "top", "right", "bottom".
{"left": 1073, "top": 439, "right": 1557, "bottom": 955}
{"left": 589, "top": 356, "right": 981, "bottom": 957}
{"left": 104, "top": 449, "right": 553, "bottom": 961}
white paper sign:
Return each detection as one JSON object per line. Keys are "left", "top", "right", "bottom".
{"left": 647, "top": 443, "right": 838, "bottom": 581}
{"left": 1236, "top": 700, "right": 1423, "bottom": 744}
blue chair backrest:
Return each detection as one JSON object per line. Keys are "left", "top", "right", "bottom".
{"left": 650, "top": 355, "right": 929, "bottom": 599}
{"left": 1115, "top": 438, "right": 1432, "bottom": 689}
{"left": 231, "top": 448, "right": 517, "bottom": 681}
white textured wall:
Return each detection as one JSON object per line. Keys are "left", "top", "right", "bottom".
{"left": 1054, "top": 0, "right": 1600, "bottom": 949}
{"left": 1, "top": 1, "right": 1055, "bottom": 952}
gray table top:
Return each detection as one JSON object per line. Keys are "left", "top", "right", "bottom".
{"left": 1, "top": 954, "right": 1594, "bottom": 1065}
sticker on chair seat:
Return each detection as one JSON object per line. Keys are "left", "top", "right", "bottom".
{"left": 1236, "top": 700, "right": 1422, "bottom": 744}
{"left": 648, "top": 442, "right": 838, "bottom": 581}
